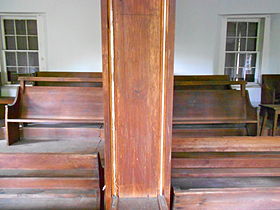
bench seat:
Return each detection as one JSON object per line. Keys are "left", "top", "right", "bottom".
{"left": 173, "top": 119, "right": 258, "bottom": 124}
{"left": 7, "top": 118, "right": 103, "bottom": 124}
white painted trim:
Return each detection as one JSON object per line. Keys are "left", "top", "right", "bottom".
{"left": 37, "top": 14, "right": 47, "bottom": 70}
{"left": 218, "top": 16, "right": 227, "bottom": 76}
{"left": 259, "top": 16, "right": 271, "bottom": 83}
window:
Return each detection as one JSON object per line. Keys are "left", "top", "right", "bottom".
{"left": 220, "top": 16, "right": 269, "bottom": 83}
{"left": 0, "top": 15, "right": 45, "bottom": 84}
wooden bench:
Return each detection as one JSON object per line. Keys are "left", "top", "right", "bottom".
{"left": 6, "top": 77, "right": 103, "bottom": 145}
{"left": 0, "top": 152, "right": 104, "bottom": 209}
{"left": 173, "top": 87, "right": 258, "bottom": 136}
{"left": 171, "top": 136, "right": 280, "bottom": 209}
{"left": 0, "top": 97, "right": 15, "bottom": 139}
{"left": 261, "top": 74, "right": 280, "bottom": 105}
{"left": 34, "top": 72, "right": 102, "bottom": 87}
{"left": 174, "top": 75, "right": 234, "bottom": 90}
{"left": 35, "top": 72, "right": 231, "bottom": 89}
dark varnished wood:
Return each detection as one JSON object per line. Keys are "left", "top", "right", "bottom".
{"left": 174, "top": 80, "right": 246, "bottom": 94}
{"left": 174, "top": 187, "right": 280, "bottom": 210}
{"left": 172, "top": 136, "right": 280, "bottom": 209}
{"left": 261, "top": 74, "right": 280, "bottom": 104}
{"left": 102, "top": 0, "right": 175, "bottom": 208}
{"left": 172, "top": 136, "right": 280, "bottom": 152}
{"left": 19, "top": 76, "right": 102, "bottom": 83}
{"left": 6, "top": 84, "right": 103, "bottom": 145}
{"left": 260, "top": 104, "right": 280, "bottom": 136}
{"left": 34, "top": 72, "right": 102, "bottom": 87}
{"left": 173, "top": 89, "right": 258, "bottom": 136}
{"left": 174, "top": 75, "right": 229, "bottom": 82}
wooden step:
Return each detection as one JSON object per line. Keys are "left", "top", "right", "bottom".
{"left": 172, "top": 136, "right": 280, "bottom": 152}
{"left": 173, "top": 187, "right": 280, "bottom": 210}
{"left": 0, "top": 153, "right": 103, "bottom": 210}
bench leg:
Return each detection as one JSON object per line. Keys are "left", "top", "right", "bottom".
{"left": 260, "top": 111, "right": 268, "bottom": 136}
{"left": 6, "top": 122, "right": 20, "bottom": 145}
{"left": 272, "top": 112, "right": 278, "bottom": 136}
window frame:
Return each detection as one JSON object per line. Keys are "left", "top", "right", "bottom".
{"left": 219, "top": 15, "right": 271, "bottom": 84}
{"left": 0, "top": 13, "right": 47, "bottom": 85}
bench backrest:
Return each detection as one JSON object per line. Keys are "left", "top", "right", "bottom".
{"left": 35, "top": 72, "right": 102, "bottom": 87}
{"left": 173, "top": 89, "right": 256, "bottom": 123}
{"left": 174, "top": 75, "right": 230, "bottom": 81}
{"left": 261, "top": 74, "right": 280, "bottom": 104}
{"left": 18, "top": 86, "right": 103, "bottom": 121}
{"left": 174, "top": 75, "right": 232, "bottom": 90}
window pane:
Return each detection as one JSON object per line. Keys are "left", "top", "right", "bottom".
{"left": 237, "top": 68, "right": 245, "bottom": 80}
{"left": 28, "top": 52, "right": 39, "bottom": 66}
{"left": 17, "top": 36, "right": 28, "bottom": 50}
{"left": 248, "top": 23, "right": 258, "bottom": 37}
{"left": 4, "top": 20, "right": 15, "bottom": 34}
{"left": 17, "top": 52, "right": 27, "bottom": 66}
{"left": 245, "top": 54, "right": 257, "bottom": 68}
{"left": 225, "top": 67, "right": 236, "bottom": 80}
{"left": 237, "top": 22, "right": 247, "bottom": 37}
{"left": 245, "top": 68, "right": 255, "bottom": 82}
{"left": 28, "top": 36, "right": 39, "bottom": 50}
{"left": 5, "top": 52, "right": 16, "bottom": 66}
{"left": 227, "top": 22, "right": 236, "bottom": 36}
{"left": 238, "top": 54, "right": 246, "bottom": 67}
{"left": 15, "top": 20, "right": 27, "bottom": 35}
{"left": 247, "top": 38, "right": 257, "bottom": 51}
{"left": 18, "top": 67, "right": 28, "bottom": 74}
{"left": 237, "top": 38, "right": 246, "bottom": 51}
{"left": 5, "top": 36, "right": 16, "bottom": 50}
{"left": 225, "top": 53, "right": 236, "bottom": 67}
{"left": 27, "top": 20, "right": 37, "bottom": 35}
{"left": 29, "top": 66, "right": 39, "bottom": 73}
{"left": 226, "top": 38, "right": 236, "bottom": 51}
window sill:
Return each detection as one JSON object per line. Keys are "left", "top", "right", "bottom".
{"left": 2, "top": 83, "right": 32, "bottom": 87}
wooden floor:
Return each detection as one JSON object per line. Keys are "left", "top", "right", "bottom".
{"left": 0, "top": 137, "right": 104, "bottom": 158}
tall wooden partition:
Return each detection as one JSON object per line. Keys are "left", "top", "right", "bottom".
{"left": 101, "top": 0, "right": 176, "bottom": 208}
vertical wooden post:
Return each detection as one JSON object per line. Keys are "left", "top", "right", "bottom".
{"left": 101, "top": 0, "right": 176, "bottom": 208}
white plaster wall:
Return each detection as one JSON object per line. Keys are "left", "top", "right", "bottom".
{"left": 175, "top": 0, "right": 280, "bottom": 75}
{"left": 0, "top": 0, "right": 102, "bottom": 72}
{"left": 269, "top": 14, "right": 280, "bottom": 74}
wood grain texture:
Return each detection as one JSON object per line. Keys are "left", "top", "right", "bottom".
{"left": 102, "top": 0, "right": 175, "bottom": 207}
{"left": 173, "top": 187, "right": 280, "bottom": 210}
{"left": 172, "top": 136, "right": 280, "bottom": 209}
{"left": 261, "top": 74, "right": 280, "bottom": 104}
{"left": 6, "top": 86, "right": 103, "bottom": 144}
{"left": 36, "top": 72, "right": 102, "bottom": 87}
{"left": 173, "top": 90, "right": 257, "bottom": 124}
{"left": 172, "top": 136, "right": 280, "bottom": 152}
{"left": 0, "top": 153, "right": 103, "bottom": 209}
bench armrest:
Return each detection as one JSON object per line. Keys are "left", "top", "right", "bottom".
{"left": 6, "top": 87, "right": 20, "bottom": 120}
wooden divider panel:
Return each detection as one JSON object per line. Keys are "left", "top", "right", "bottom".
{"left": 102, "top": 0, "right": 176, "bottom": 208}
